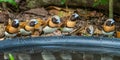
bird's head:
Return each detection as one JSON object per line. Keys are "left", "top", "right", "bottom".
{"left": 29, "top": 19, "right": 38, "bottom": 27}
{"left": 70, "top": 13, "right": 80, "bottom": 21}
{"left": 12, "top": 19, "right": 19, "bottom": 28}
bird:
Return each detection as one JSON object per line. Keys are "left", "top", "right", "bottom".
{"left": 102, "top": 19, "right": 115, "bottom": 36}
{"left": 32, "top": 18, "right": 46, "bottom": 36}
{"left": 116, "top": 26, "right": 120, "bottom": 38}
{"left": 19, "top": 19, "right": 38, "bottom": 36}
{"left": 116, "top": 31, "right": 120, "bottom": 38}
{"left": 5, "top": 19, "right": 20, "bottom": 38}
{"left": 41, "top": 15, "right": 62, "bottom": 60}
{"left": 34, "top": 18, "right": 45, "bottom": 32}
{"left": 61, "top": 12, "right": 80, "bottom": 32}
{"left": 42, "top": 15, "right": 62, "bottom": 34}
{"left": 85, "top": 25, "right": 95, "bottom": 36}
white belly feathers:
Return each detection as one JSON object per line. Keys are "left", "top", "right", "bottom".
{"left": 20, "top": 28, "right": 32, "bottom": 35}
{"left": 43, "top": 26, "right": 58, "bottom": 33}
{"left": 62, "top": 27, "right": 74, "bottom": 32}
{"left": 5, "top": 31, "right": 17, "bottom": 37}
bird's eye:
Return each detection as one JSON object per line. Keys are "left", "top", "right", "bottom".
{"left": 12, "top": 19, "right": 19, "bottom": 28}
{"left": 29, "top": 19, "right": 38, "bottom": 27}
{"left": 29, "top": 21, "right": 36, "bottom": 27}
{"left": 52, "top": 17, "right": 61, "bottom": 24}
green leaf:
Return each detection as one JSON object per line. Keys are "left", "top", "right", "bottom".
{"left": 93, "top": 2, "right": 100, "bottom": 7}
{"left": 0, "top": 0, "right": 4, "bottom": 2}
{"left": 61, "top": 0, "right": 66, "bottom": 4}
{"left": 93, "top": 0, "right": 108, "bottom": 7}
{"left": 101, "top": 0, "right": 108, "bottom": 5}
{"left": 0, "top": 0, "right": 18, "bottom": 7}
{"left": 9, "top": 53, "right": 14, "bottom": 60}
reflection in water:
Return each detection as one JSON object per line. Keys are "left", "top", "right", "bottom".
{"left": 2, "top": 52, "right": 120, "bottom": 60}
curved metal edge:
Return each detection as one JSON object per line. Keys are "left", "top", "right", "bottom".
{"left": 0, "top": 36, "right": 120, "bottom": 56}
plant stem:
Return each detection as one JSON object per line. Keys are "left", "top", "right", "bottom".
{"left": 65, "top": 0, "right": 68, "bottom": 9}
{"left": 109, "top": 0, "right": 113, "bottom": 18}
{"left": 2, "top": 2, "right": 7, "bottom": 10}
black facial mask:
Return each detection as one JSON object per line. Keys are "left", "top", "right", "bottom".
{"left": 52, "top": 18, "right": 60, "bottom": 24}
{"left": 12, "top": 20, "right": 19, "bottom": 28}
{"left": 106, "top": 21, "right": 115, "bottom": 26}
{"left": 29, "top": 21, "right": 36, "bottom": 27}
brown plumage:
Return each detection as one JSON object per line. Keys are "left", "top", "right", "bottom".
{"left": 116, "top": 31, "right": 120, "bottom": 38}
{"left": 103, "top": 19, "right": 115, "bottom": 32}
{"left": 34, "top": 18, "right": 46, "bottom": 30}
{"left": 62, "top": 12, "right": 80, "bottom": 32}
{"left": 46, "top": 16, "right": 62, "bottom": 28}
{"left": 102, "top": 19, "right": 115, "bottom": 36}
{"left": 5, "top": 19, "right": 20, "bottom": 38}
{"left": 66, "top": 20, "right": 77, "bottom": 28}
{"left": 19, "top": 21, "right": 27, "bottom": 28}
{"left": 5, "top": 25, "right": 19, "bottom": 34}
{"left": 116, "top": 26, "right": 120, "bottom": 38}
{"left": 19, "top": 19, "right": 38, "bottom": 36}
{"left": 43, "top": 15, "right": 62, "bottom": 33}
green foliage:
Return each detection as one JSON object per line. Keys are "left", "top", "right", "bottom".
{"left": 9, "top": 53, "right": 14, "bottom": 60}
{"left": 61, "top": 0, "right": 66, "bottom": 4}
{"left": 0, "top": 0, "right": 18, "bottom": 7}
{"left": 93, "top": 0, "right": 108, "bottom": 7}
